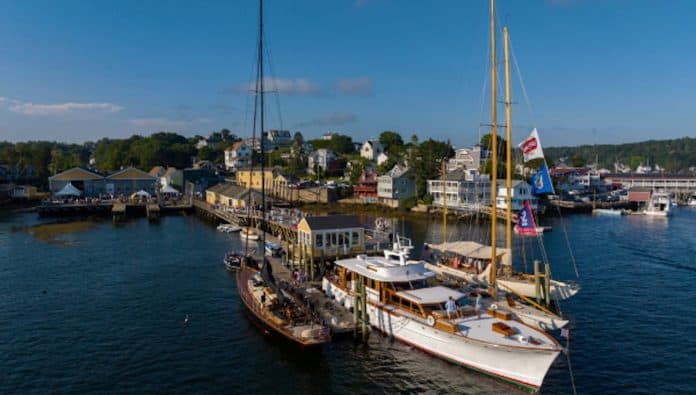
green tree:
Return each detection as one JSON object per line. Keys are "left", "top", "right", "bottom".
{"left": 379, "top": 131, "right": 404, "bottom": 153}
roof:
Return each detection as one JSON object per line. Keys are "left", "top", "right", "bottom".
{"left": 226, "top": 141, "right": 245, "bottom": 151}
{"left": 443, "top": 169, "right": 468, "bottom": 181}
{"left": 207, "top": 182, "right": 260, "bottom": 200}
{"left": 386, "top": 164, "right": 410, "bottom": 178}
{"left": 163, "top": 167, "right": 178, "bottom": 177}
{"left": 496, "top": 180, "right": 528, "bottom": 188}
{"left": 106, "top": 167, "right": 156, "bottom": 180}
{"left": 149, "top": 166, "right": 165, "bottom": 177}
{"left": 334, "top": 254, "right": 435, "bottom": 282}
{"left": 49, "top": 167, "right": 103, "bottom": 181}
{"left": 428, "top": 241, "right": 510, "bottom": 260}
{"left": 303, "top": 215, "right": 362, "bottom": 230}
{"left": 396, "top": 286, "right": 466, "bottom": 305}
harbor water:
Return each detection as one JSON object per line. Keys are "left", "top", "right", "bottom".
{"left": 1, "top": 209, "right": 695, "bottom": 394}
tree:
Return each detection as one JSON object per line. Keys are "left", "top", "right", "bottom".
{"left": 379, "top": 131, "right": 404, "bottom": 153}
{"left": 570, "top": 154, "right": 586, "bottom": 167}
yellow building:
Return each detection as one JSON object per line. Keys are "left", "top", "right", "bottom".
{"left": 206, "top": 182, "right": 262, "bottom": 208}
{"left": 297, "top": 215, "right": 365, "bottom": 256}
{"left": 235, "top": 167, "right": 292, "bottom": 192}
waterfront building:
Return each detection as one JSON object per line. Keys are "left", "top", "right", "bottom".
{"left": 205, "top": 182, "right": 262, "bottom": 208}
{"left": 352, "top": 169, "right": 378, "bottom": 198}
{"left": 427, "top": 169, "right": 491, "bottom": 210}
{"left": 377, "top": 164, "right": 415, "bottom": 206}
{"left": 104, "top": 167, "right": 157, "bottom": 197}
{"left": 297, "top": 215, "right": 364, "bottom": 256}
{"left": 48, "top": 167, "right": 105, "bottom": 197}
{"left": 236, "top": 167, "right": 291, "bottom": 192}
{"left": 307, "top": 149, "right": 338, "bottom": 175}
{"left": 360, "top": 139, "right": 384, "bottom": 161}
{"left": 224, "top": 141, "right": 252, "bottom": 170}
{"left": 495, "top": 180, "right": 538, "bottom": 211}
{"left": 170, "top": 168, "right": 220, "bottom": 195}
{"left": 604, "top": 173, "right": 696, "bottom": 193}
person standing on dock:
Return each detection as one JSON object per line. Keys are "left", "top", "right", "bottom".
{"left": 445, "top": 296, "right": 457, "bottom": 318}
{"left": 475, "top": 293, "right": 482, "bottom": 318}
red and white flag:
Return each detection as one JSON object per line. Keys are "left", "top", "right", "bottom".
{"left": 518, "top": 128, "right": 545, "bottom": 162}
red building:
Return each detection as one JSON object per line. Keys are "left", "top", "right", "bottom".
{"left": 353, "top": 170, "right": 378, "bottom": 197}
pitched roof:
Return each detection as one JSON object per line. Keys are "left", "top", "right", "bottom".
{"left": 226, "top": 141, "right": 245, "bottom": 151}
{"left": 303, "top": 215, "right": 362, "bottom": 230}
{"left": 106, "top": 167, "right": 156, "bottom": 180}
{"left": 386, "top": 164, "right": 410, "bottom": 178}
{"left": 49, "top": 167, "right": 104, "bottom": 181}
{"left": 207, "top": 182, "right": 258, "bottom": 199}
{"left": 149, "top": 166, "right": 165, "bottom": 177}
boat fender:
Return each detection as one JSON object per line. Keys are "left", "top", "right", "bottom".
{"left": 490, "top": 304, "right": 498, "bottom": 310}
{"left": 426, "top": 315, "right": 435, "bottom": 327}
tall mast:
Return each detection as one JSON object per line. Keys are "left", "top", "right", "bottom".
{"left": 504, "top": 26, "right": 512, "bottom": 268}
{"left": 258, "top": 0, "right": 266, "bottom": 248}
{"left": 442, "top": 159, "right": 447, "bottom": 243}
{"left": 489, "top": 0, "right": 498, "bottom": 299}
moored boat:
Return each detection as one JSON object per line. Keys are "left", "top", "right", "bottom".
{"left": 240, "top": 227, "right": 260, "bottom": 241}
{"left": 592, "top": 208, "right": 624, "bottom": 216}
{"left": 643, "top": 191, "right": 673, "bottom": 217}
{"left": 238, "top": 259, "right": 331, "bottom": 347}
{"left": 322, "top": 248, "right": 561, "bottom": 391}
{"left": 224, "top": 251, "right": 244, "bottom": 271}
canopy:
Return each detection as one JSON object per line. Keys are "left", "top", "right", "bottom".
{"left": 55, "top": 182, "right": 82, "bottom": 197}
{"left": 428, "top": 241, "right": 509, "bottom": 260}
{"left": 160, "top": 185, "right": 180, "bottom": 195}
{"left": 131, "top": 190, "right": 151, "bottom": 198}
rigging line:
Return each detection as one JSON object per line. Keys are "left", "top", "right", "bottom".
{"left": 508, "top": 36, "right": 537, "bottom": 129}
{"left": 544, "top": 156, "right": 580, "bottom": 278}
{"left": 565, "top": 333, "right": 578, "bottom": 395}
{"left": 263, "top": 32, "right": 285, "bottom": 133}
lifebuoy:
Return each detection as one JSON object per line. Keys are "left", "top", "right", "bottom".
{"left": 426, "top": 315, "right": 436, "bottom": 327}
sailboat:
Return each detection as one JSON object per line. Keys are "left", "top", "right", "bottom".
{"left": 424, "top": 1, "right": 578, "bottom": 317}
{"left": 236, "top": 0, "right": 330, "bottom": 347}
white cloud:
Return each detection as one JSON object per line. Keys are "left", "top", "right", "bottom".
{"left": 334, "top": 77, "right": 374, "bottom": 96}
{"left": 295, "top": 112, "right": 358, "bottom": 128}
{"left": 128, "top": 118, "right": 210, "bottom": 130}
{"left": 9, "top": 101, "right": 123, "bottom": 116}
{"left": 235, "top": 77, "right": 322, "bottom": 96}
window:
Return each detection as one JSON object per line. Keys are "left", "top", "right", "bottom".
{"left": 352, "top": 231, "right": 359, "bottom": 245}
{"left": 315, "top": 234, "right": 323, "bottom": 247}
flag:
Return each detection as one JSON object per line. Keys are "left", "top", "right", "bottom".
{"left": 514, "top": 200, "right": 538, "bottom": 235}
{"left": 531, "top": 163, "right": 555, "bottom": 195}
{"left": 518, "top": 128, "right": 545, "bottom": 162}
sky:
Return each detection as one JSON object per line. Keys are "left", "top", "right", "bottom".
{"left": 1, "top": 0, "right": 696, "bottom": 147}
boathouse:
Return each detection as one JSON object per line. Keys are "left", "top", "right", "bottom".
{"left": 104, "top": 167, "right": 157, "bottom": 197}
{"left": 48, "top": 167, "right": 105, "bottom": 197}
{"left": 206, "top": 182, "right": 262, "bottom": 208}
{"left": 297, "top": 215, "right": 365, "bottom": 256}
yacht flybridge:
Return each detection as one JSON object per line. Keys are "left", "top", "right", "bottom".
{"left": 322, "top": 247, "right": 561, "bottom": 391}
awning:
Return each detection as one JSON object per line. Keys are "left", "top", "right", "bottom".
{"left": 160, "top": 185, "right": 180, "bottom": 194}
{"left": 428, "top": 241, "right": 509, "bottom": 260}
{"left": 55, "top": 182, "right": 82, "bottom": 197}
{"left": 131, "top": 190, "right": 151, "bottom": 198}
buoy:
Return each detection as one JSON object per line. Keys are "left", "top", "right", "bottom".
{"left": 184, "top": 314, "right": 189, "bottom": 325}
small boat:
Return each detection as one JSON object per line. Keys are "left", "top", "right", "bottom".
{"left": 217, "top": 224, "right": 242, "bottom": 233}
{"left": 240, "top": 227, "right": 260, "bottom": 241}
{"left": 238, "top": 258, "right": 331, "bottom": 347}
{"left": 224, "top": 251, "right": 244, "bottom": 271}
{"left": 643, "top": 191, "right": 673, "bottom": 217}
{"left": 687, "top": 193, "right": 696, "bottom": 207}
{"left": 592, "top": 208, "right": 624, "bottom": 216}
{"left": 264, "top": 242, "right": 282, "bottom": 257}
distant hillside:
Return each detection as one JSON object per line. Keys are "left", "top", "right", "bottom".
{"left": 544, "top": 137, "right": 696, "bottom": 173}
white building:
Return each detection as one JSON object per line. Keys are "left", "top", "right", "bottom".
{"left": 266, "top": 130, "right": 292, "bottom": 146}
{"left": 195, "top": 138, "right": 208, "bottom": 150}
{"left": 360, "top": 139, "right": 384, "bottom": 161}
{"left": 428, "top": 169, "right": 491, "bottom": 210}
{"left": 447, "top": 145, "right": 484, "bottom": 172}
{"left": 224, "top": 141, "right": 251, "bottom": 170}
{"left": 378, "top": 164, "right": 415, "bottom": 202}
{"left": 308, "top": 149, "right": 338, "bottom": 174}
{"left": 495, "top": 180, "right": 538, "bottom": 211}
{"left": 377, "top": 152, "right": 390, "bottom": 166}
{"left": 321, "top": 132, "right": 339, "bottom": 141}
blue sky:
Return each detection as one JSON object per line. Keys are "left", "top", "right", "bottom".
{"left": 1, "top": 0, "right": 695, "bottom": 147}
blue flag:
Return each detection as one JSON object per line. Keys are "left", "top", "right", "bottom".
{"left": 530, "top": 163, "right": 554, "bottom": 195}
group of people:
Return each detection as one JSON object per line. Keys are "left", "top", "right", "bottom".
{"left": 291, "top": 268, "right": 306, "bottom": 287}
{"left": 444, "top": 293, "right": 483, "bottom": 319}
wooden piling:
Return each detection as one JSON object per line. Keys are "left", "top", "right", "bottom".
{"left": 544, "top": 262, "right": 551, "bottom": 307}
{"left": 534, "top": 259, "right": 541, "bottom": 304}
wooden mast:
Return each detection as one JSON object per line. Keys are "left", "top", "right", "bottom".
{"left": 489, "top": 0, "right": 498, "bottom": 299}
{"left": 442, "top": 159, "right": 447, "bottom": 243}
{"left": 504, "top": 26, "right": 512, "bottom": 274}
{"left": 258, "top": 0, "right": 266, "bottom": 249}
